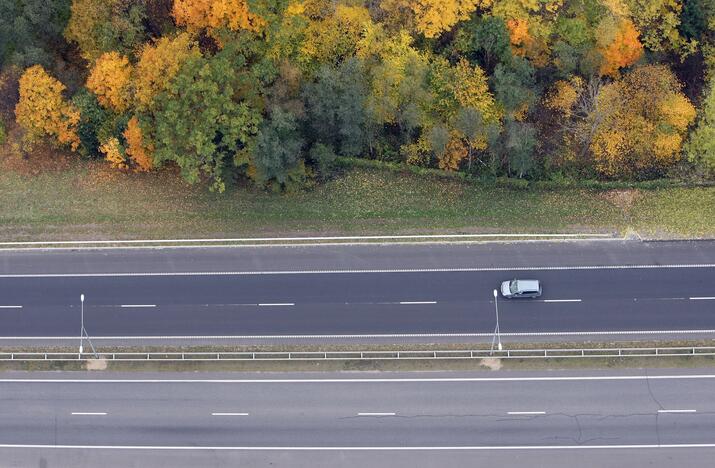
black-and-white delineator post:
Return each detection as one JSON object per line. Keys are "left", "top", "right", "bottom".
{"left": 79, "top": 293, "right": 97, "bottom": 358}
{"left": 490, "top": 289, "right": 502, "bottom": 355}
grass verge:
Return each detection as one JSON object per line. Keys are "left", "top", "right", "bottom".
{"left": 1, "top": 146, "right": 713, "bottom": 241}
{"left": 1, "top": 340, "right": 713, "bottom": 373}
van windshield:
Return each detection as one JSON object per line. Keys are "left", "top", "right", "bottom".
{"left": 509, "top": 280, "right": 519, "bottom": 294}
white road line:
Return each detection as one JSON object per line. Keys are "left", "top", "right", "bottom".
{"left": 507, "top": 411, "right": 546, "bottom": 415}
{"left": 357, "top": 412, "right": 396, "bottom": 416}
{"left": 543, "top": 299, "right": 581, "bottom": 303}
{"left": 4, "top": 374, "right": 715, "bottom": 383}
{"left": 119, "top": 304, "right": 156, "bottom": 308}
{"left": 0, "top": 233, "right": 614, "bottom": 246}
{"left": 4, "top": 329, "right": 715, "bottom": 340}
{"left": 0, "top": 263, "right": 714, "bottom": 278}
{"left": 690, "top": 297, "right": 715, "bottom": 301}
{"left": 399, "top": 301, "right": 437, "bottom": 305}
{"left": 1, "top": 443, "right": 715, "bottom": 451}
{"left": 0, "top": 305, "right": 22, "bottom": 309}
{"left": 211, "top": 413, "right": 249, "bottom": 416}
{"left": 258, "top": 303, "right": 294, "bottom": 307}
{"left": 658, "top": 409, "right": 697, "bottom": 413}
{"left": 70, "top": 412, "right": 107, "bottom": 416}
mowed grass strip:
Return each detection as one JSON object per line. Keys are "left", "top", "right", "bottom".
{"left": 0, "top": 155, "right": 712, "bottom": 241}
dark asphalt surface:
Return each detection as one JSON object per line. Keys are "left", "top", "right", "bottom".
{"left": 0, "top": 267, "right": 714, "bottom": 337}
{"left": 1, "top": 370, "right": 715, "bottom": 467}
{"left": 0, "top": 240, "right": 713, "bottom": 340}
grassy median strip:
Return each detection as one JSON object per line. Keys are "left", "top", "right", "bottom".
{"left": 1, "top": 340, "right": 714, "bottom": 372}
{"left": 1, "top": 154, "right": 713, "bottom": 241}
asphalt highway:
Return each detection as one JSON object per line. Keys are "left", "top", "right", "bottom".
{"left": 2, "top": 370, "right": 715, "bottom": 467}
{"left": 0, "top": 240, "right": 713, "bottom": 341}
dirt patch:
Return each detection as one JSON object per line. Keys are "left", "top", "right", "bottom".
{"left": 598, "top": 189, "right": 643, "bottom": 215}
{"left": 85, "top": 359, "right": 108, "bottom": 371}
{"left": 479, "top": 358, "right": 503, "bottom": 370}
{"left": 0, "top": 126, "right": 75, "bottom": 175}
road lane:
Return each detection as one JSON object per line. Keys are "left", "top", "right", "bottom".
{"left": 0, "top": 267, "right": 714, "bottom": 337}
{"left": 2, "top": 371, "right": 715, "bottom": 447}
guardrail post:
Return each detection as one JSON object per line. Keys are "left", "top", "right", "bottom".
{"left": 44, "top": 353, "right": 47, "bottom": 360}
{"left": 182, "top": 353, "right": 185, "bottom": 360}
{"left": 693, "top": 347, "right": 696, "bottom": 356}
{"left": 360, "top": 352, "right": 364, "bottom": 359}
{"left": 288, "top": 352, "right": 292, "bottom": 360}
{"left": 655, "top": 348, "right": 659, "bottom": 355}
{"left": 397, "top": 351, "right": 400, "bottom": 359}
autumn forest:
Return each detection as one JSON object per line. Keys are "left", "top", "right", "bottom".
{"left": 1, "top": 0, "right": 715, "bottom": 192}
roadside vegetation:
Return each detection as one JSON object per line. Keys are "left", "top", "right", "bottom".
{"left": 1, "top": 0, "right": 715, "bottom": 193}
{"left": 1, "top": 0, "right": 714, "bottom": 240}
{"left": 0, "top": 146, "right": 713, "bottom": 240}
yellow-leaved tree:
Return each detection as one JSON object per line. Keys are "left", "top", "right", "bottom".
{"left": 172, "top": 0, "right": 266, "bottom": 34}
{"left": 14, "top": 65, "right": 81, "bottom": 151}
{"left": 300, "top": 5, "right": 373, "bottom": 67}
{"left": 134, "top": 33, "right": 201, "bottom": 110}
{"left": 86, "top": 52, "right": 133, "bottom": 112}
{"left": 591, "top": 64, "right": 695, "bottom": 177}
{"left": 381, "top": 0, "right": 491, "bottom": 38}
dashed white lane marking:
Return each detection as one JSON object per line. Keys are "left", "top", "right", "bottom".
{"left": 70, "top": 412, "right": 107, "bottom": 416}
{"left": 658, "top": 409, "right": 697, "bottom": 414}
{"left": 258, "top": 303, "right": 294, "bottom": 307}
{"left": 212, "top": 413, "right": 249, "bottom": 416}
{"left": 1, "top": 443, "right": 715, "bottom": 450}
{"left": 357, "top": 412, "right": 396, "bottom": 416}
{"left": 0, "top": 305, "right": 22, "bottom": 309}
{"left": 690, "top": 297, "right": 715, "bottom": 301}
{"left": 120, "top": 304, "right": 156, "bottom": 308}
{"left": 0, "top": 264, "right": 713, "bottom": 278}
{"left": 507, "top": 411, "right": 546, "bottom": 415}
{"left": 542, "top": 299, "right": 581, "bottom": 303}
{"left": 399, "top": 301, "right": 437, "bottom": 305}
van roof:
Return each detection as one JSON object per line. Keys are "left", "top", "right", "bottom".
{"left": 515, "top": 279, "right": 540, "bottom": 292}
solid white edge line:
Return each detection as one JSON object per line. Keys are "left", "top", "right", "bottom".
{"left": 70, "top": 412, "right": 107, "bottom": 416}
{"left": 507, "top": 411, "right": 546, "bottom": 415}
{"left": 399, "top": 301, "right": 437, "bottom": 305}
{"left": 4, "top": 329, "right": 715, "bottom": 340}
{"left": 119, "top": 305, "right": 156, "bottom": 308}
{"left": 0, "top": 233, "right": 614, "bottom": 246}
{"left": 658, "top": 410, "right": 697, "bottom": 413}
{"left": 3, "top": 375, "right": 715, "bottom": 383}
{"left": 543, "top": 299, "right": 581, "bottom": 303}
{"left": 1, "top": 263, "right": 714, "bottom": 278}
{"left": 0, "top": 238, "right": 629, "bottom": 252}
{"left": 0, "top": 443, "right": 715, "bottom": 451}
{"left": 257, "top": 303, "right": 294, "bottom": 307}
{"left": 211, "top": 413, "right": 249, "bottom": 416}
{"left": 357, "top": 412, "right": 396, "bottom": 416}
{"left": 690, "top": 297, "right": 715, "bottom": 300}
{"left": 0, "top": 306, "right": 22, "bottom": 309}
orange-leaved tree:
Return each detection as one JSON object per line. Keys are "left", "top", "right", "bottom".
{"left": 590, "top": 64, "right": 695, "bottom": 178}
{"left": 86, "top": 51, "right": 133, "bottom": 112}
{"left": 123, "top": 116, "right": 154, "bottom": 172}
{"left": 597, "top": 17, "right": 643, "bottom": 77}
{"left": 14, "top": 65, "right": 81, "bottom": 151}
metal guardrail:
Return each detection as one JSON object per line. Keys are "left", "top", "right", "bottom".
{"left": 1, "top": 347, "right": 715, "bottom": 361}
